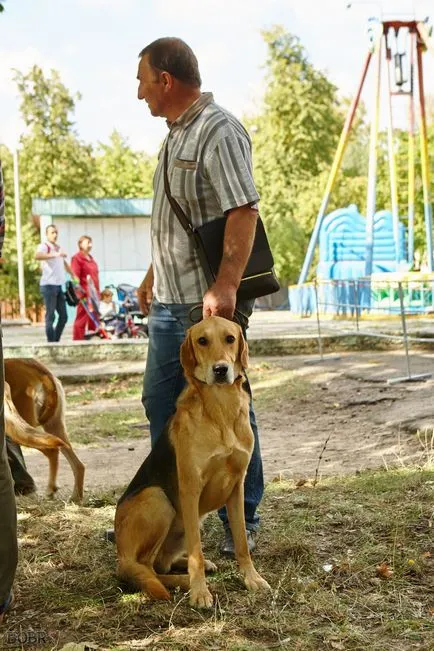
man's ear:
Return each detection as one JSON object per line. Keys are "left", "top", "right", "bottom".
{"left": 180, "top": 329, "right": 196, "bottom": 377}
{"left": 238, "top": 328, "right": 249, "bottom": 369}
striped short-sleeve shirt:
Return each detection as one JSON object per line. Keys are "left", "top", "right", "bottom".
{"left": 151, "top": 92, "right": 260, "bottom": 304}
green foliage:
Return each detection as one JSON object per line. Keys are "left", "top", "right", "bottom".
{"left": 249, "top": 26, "right": 434, "bottom": 282}
{"left": 249, "top": 27, "right": 345, "bottom": 282}
{"left": 375, "top": 123, "right": 434, "bottom": 265}
{"left": 0, "top": 145, "right": 41, "bottom": 307}
{"left": 95, "top": 130, "right": 155, "bottom": 197}
{"left": 3, "top": 32, "right": 433, "bottom": 308}
{"left": 1, "top": 66, "right": 155, "bottom": 311}
{"left": 14, "top": 66, "right": 99, "bottom": 218}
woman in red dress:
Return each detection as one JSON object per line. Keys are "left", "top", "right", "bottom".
{"left": 71, "top": 235, "right": 100, "bottom": 340}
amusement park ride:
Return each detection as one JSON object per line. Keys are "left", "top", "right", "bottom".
{"left": 298, "top": 9, "right": 434, "bottom": 285}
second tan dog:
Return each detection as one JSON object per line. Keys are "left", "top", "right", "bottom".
{"left": 4, "top": 358, "right": 85, "bottom": 503}
{"left": 115, "top": 316, "right": 270, "bottom": 608}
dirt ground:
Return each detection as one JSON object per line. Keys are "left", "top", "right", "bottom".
{"left": 23, "top": 350, "right": 434, "bottom": 498}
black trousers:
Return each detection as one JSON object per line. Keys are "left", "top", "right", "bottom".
{"left": 7, "top": 438, "right": 36, "bottom": 495}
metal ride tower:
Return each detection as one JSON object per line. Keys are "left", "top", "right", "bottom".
{"left": 298, "top": 14, "right": 434, "bottom": 285}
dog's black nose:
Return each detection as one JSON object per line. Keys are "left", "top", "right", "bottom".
{"left": 213, "top": 364, "right": 228, "bottom": 379}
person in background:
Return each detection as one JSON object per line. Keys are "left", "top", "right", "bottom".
{"left": 71, "top": 235, "right": 100, "bottom": 340}
{"left": 35, "top": 224, "right": 75, "bottom": 343}
{"left": 0, "top": 159, "right": 18, "bottom": 625}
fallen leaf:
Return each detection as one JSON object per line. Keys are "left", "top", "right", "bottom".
{"left": 376, "top": 562, "right": 393, "bottom": 579}
{"left": 330, "top": 642, "right": 345, "bottom": 650}
{"left": 296, "top": 479, "right": 307, "bottom": 488}
{"left": 422, "top": 551, "right": 432, "bottom": 558}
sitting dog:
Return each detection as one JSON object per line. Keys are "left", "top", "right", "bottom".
{"left": 4, "top": 358, "right": 85, "bottom": 503}
{"left": 115, "top": 316, "right": 270, "bottom": 608}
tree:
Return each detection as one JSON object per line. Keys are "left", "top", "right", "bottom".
{"left": 14, "top": 66, "right": 99, "bottom": 219}
{"left": 0, "top": 145, "right": 42, "bottom": 310}
{"left": 95, "top": 130, "right": 155, "bottom": 197}
{"left": 1, "top": 66, "right": 100, "bottom": 311}
{"left": 375, "top": 100, "right": 434, "bottom": 265}
{"left": 248, "top": 27, "right": 345, "bottom": 282}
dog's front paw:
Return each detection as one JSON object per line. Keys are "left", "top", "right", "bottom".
{"left": 243, "top": 571, "right": 271, "bottom": 593}
{"left": 190, "top": 585, "right": 214, "bottom": 608}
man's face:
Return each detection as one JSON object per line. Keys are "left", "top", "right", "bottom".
{"left": 80, "top": 238, "right": 92, "bottom": 254}
{"left": 46, "top": 226, "right": 58, "bottom": 243}
{"left": 137, "top": 55, "right": 166, "bottom": 117}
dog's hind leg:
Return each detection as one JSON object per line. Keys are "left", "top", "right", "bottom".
{"left": 43, "top": 416, "right": 85, "bottom": 503}
{"left": 10, "top": 389, "right": 38, "bottom": 426}
{"left": 40, "top": 448, "right": 60, "bottom": 497}
{"left": 59, "top": 446, "right": 85, "bottom": 503}
{"left": 170, "top": 554, "right": 217, "bottom": 574}
{"left": 116, "top": 487, "right": 178, "bottom": 600}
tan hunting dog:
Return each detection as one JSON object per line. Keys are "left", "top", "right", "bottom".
{"left": 115, "top": 316, "right": 270, "bottom": 607}
{"left": 4, "top": 358, "right": 85, "bottom": 502}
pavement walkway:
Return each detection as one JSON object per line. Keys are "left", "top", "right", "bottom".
{"left": 4, "top": 310, "right": 434, "bottom": 348}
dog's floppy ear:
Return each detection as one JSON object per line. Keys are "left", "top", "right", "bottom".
{"left": 180, "top": 329, "right": 196, "bottom": 377}
{"left": 238, "top": 328, "right": 249, "bottom": 369}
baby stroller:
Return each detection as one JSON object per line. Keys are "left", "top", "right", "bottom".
{"left": 100, "top": 283, "right": 148, "bottom": 339}
{"left": 83, "top": 278, "right": 112, "bottom": 340}
{"left": 65, "top": 277, "right": 112, "bottom": 340}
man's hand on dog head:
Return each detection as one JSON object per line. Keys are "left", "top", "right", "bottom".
{"left": 203, "top": 281, "right": 237, "bottom": 321}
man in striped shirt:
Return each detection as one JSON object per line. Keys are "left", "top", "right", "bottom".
{"left": 137, "top": 38, "right": 264, "bottom": 556}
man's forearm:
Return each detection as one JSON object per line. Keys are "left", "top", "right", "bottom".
{"left": 35, "top": 252, "right": 56, "bottom": 261}
{"left": 215, "top": 206, "right": 258, "bottom": 289}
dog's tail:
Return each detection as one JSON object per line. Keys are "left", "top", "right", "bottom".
{"left": 4, "top": 384, "right": 66, "bottom": 450}
{"left": 118, "top": 557, "right": 171, "bottom": 601}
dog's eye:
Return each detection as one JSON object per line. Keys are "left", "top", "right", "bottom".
{"left": 226, "top": 335, "right": 235, "bottom": 344}
{"left": 198, "top": 336, "right": 208, "bottom": 346}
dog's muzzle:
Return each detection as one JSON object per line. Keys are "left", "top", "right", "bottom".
{"left": 212, "top": 363, "right": 230, "bottom": 383}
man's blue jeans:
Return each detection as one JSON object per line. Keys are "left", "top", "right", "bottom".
{"left": 142, "top": 299, "right": 263, "bottom": 532}
{"left": 40, "top": 285, "right": 68, "bottom": 343}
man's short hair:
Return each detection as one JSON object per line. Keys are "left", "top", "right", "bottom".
{"left": 78, "top": 235, "right": 92, "bottom": 249}
{"left": 139, "top": 37, "right": 201, "bottom": 88}
{"left": 46, "top": 224, "right": 58, "bottom": 234}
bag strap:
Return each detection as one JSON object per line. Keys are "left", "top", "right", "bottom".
{"left": 163, "top": 139, "right": 196, "bottom": 240}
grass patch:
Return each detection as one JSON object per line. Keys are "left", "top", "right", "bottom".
{"left": 65, "top": 376, "right": 142, "bottom": 404}
{"left": 2, "top": 467, "right": 433, "bottom": 650}
{"left": 248, "top": 362, "right": 311, "bottom": 408}
{"left": 67, "top": 409, "right": 147, "bottom": 445}
{"left": 63, "top": 364, "right": 309, "bottom": 446}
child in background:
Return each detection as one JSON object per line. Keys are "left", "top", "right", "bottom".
{"left": 99, "top": 288, "right": 116, "bottom": 318}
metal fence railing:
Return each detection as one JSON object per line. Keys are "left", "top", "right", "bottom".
{"left": 288, "top": 278, "right": 434, "bottom": 383}
{"left": 289, "top": 276, "right": 434, "bottom": 318}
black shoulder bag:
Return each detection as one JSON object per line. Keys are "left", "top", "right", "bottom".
{"left": 163, "top": 142, "right": 280, "bottom": 301}
{"left": 64, "top": 280, "right": 79, "bottom": 306}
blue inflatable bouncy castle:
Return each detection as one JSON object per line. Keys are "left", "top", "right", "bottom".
{"left": 317, "top": 205, "right": 407, "bottom": 280}
{"left": 289, "top": 205, "right": 408, "bottom": 316}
